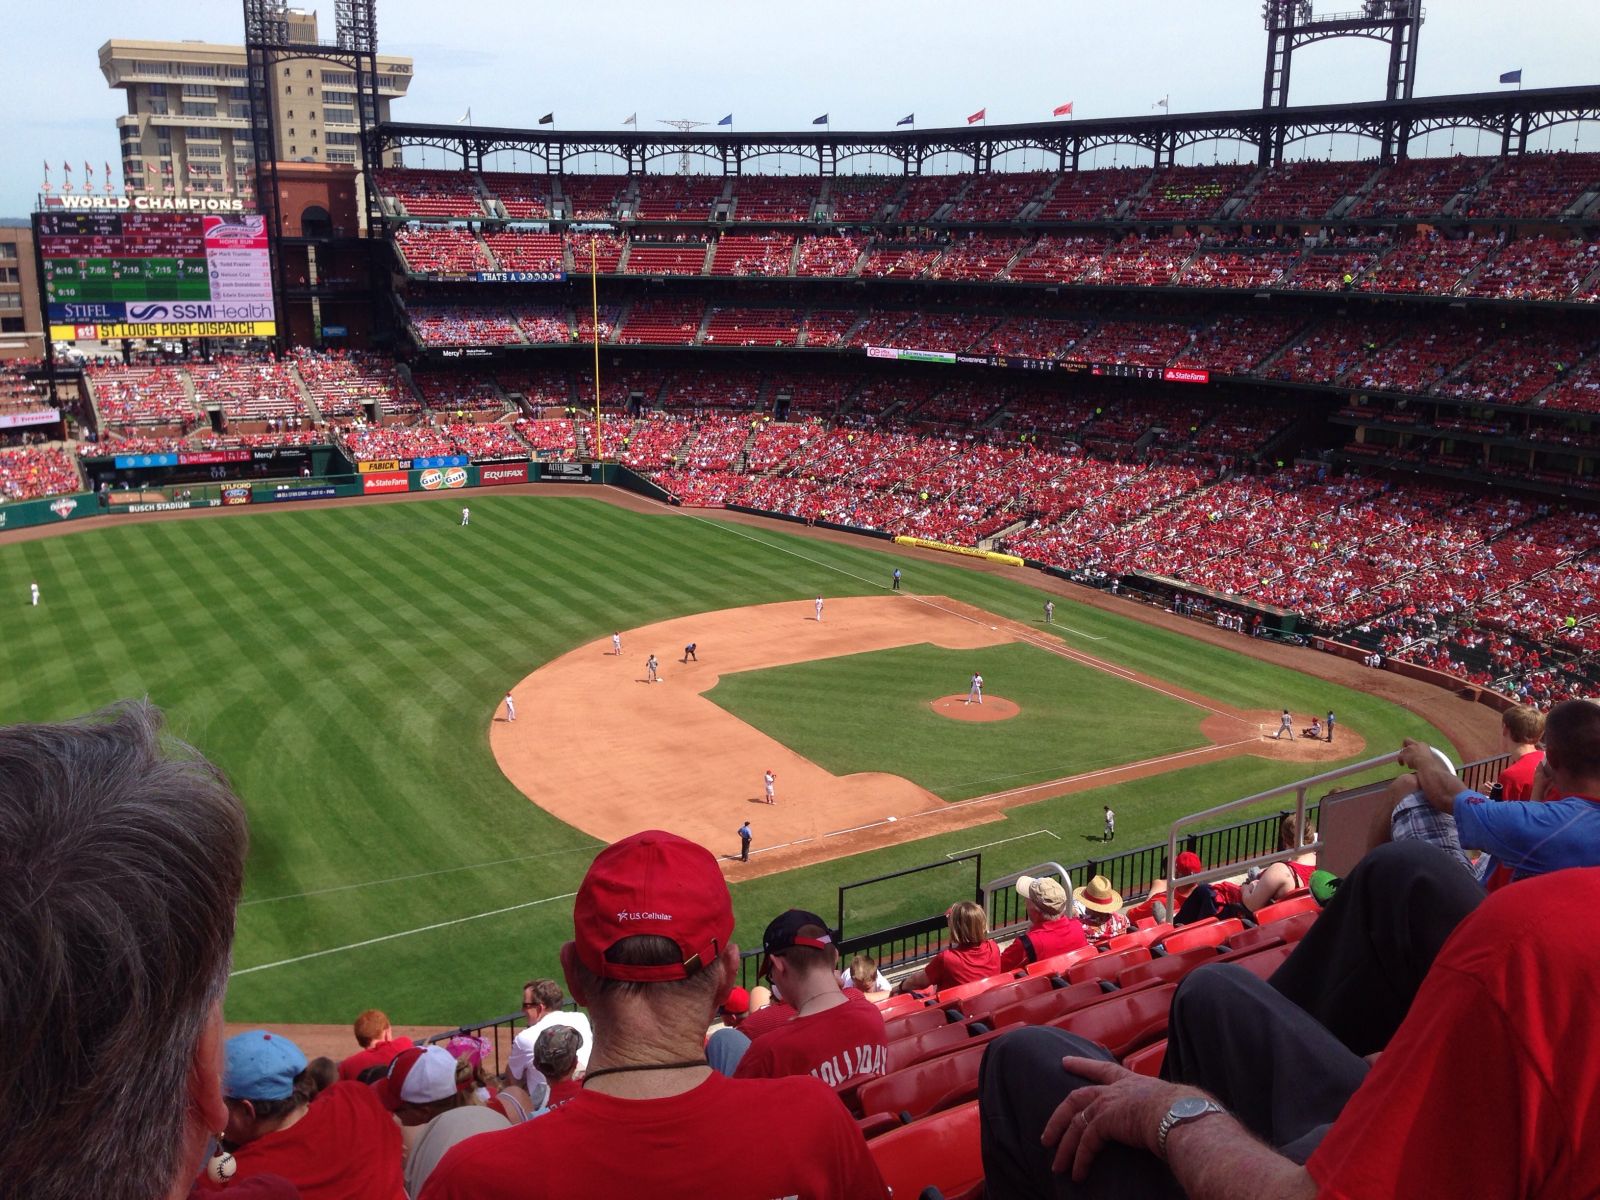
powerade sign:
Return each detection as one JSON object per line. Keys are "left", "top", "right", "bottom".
{"left": 257, "top": 486, "right": 337, "bottom": 503}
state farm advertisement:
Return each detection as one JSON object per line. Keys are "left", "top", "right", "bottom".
{"left": 1162, "top": 367, "right": 1211, "bottom": 385}
{"left": 479, "top": 462, "right": 529, "bottom": 486}
{"left": 362, "top": 471, "right": 410, "bottom": 495}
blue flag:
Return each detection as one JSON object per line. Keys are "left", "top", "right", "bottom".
{"left": 896, "top": 113, "right": 914, "bottom": 126}
{"left": 813, "top": 113, "right": 829, "bottom": 125}
{"left": 718, "top": 113, "right": 733, "bottom": 126}
{"left": 1499, "top": 69, "right": 1522, "bottom": 84}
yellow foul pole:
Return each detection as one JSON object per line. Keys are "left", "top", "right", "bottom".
{"left": 590, "top": 238, "right": 603, "bottom": 462}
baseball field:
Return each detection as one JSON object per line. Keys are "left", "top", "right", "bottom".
{"left": 0, "top": 488, "right": 1471, "bottom": 1026}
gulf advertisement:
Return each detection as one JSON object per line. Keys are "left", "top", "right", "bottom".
{"left": 417, "top": 466, "right": 469, "bottom": 491}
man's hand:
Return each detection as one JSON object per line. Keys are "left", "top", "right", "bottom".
{"left": 1042, "top": 1056, "right": 1206, "bottom": 1182}
{"left": 1397, "top": 738, "right": 1460, "bottom": 813}
{"left": 1530, "top": 759, "right": 1550, "bottom": 802}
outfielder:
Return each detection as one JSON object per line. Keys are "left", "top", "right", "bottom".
{"left": 1044, "top": 599, "right": 1054, "bottom": 624}
{"left": 966, "top": 672, "right": 984, "bottom": 705}
{"left": 460, "top": 507, "right": 470, "bottom": 527}
{"left": 1274, "top": 708, "right": 1295, "bottom": 740}
{"left": 503, "top": 692, "right": 516, "bottom": 722}
{"left": 763, "top": 769, "right": 776, "bottom": 804}
{"left": 30, "top": 581, "right": 40, "bottom": 607}
{"left": 814, "top": 595, "right": 824, "bottom": 622}
{"left": 1103, "top": 806, "right": 1116, "bottom": 842}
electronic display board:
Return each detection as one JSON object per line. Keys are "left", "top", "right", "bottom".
{"left": 39, "top": 212, "right": 275, "bottom": 341}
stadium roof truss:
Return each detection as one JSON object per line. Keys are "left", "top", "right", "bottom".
{"left": 377, "top": 86, "right": 1600, "bottom": 177}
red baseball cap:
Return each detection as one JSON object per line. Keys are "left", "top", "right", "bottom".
{"left": 1175, "top": 851, "right": 1204, "bottom": 876}
{"left": 573, "top": 830, "right": 734, "bottom": 982}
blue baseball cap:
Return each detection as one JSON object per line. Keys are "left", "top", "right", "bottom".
{"left": 223, "top": 1030, "right": 307, "bottom": 1101}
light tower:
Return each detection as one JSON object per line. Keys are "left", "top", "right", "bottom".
{"left": 1260, "top": 0, "right": 1425, "bottom": 163}
{"left": 657, "top": 119, "right": 711, "bottom": 175}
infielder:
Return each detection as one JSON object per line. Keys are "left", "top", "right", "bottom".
{"left": 1044, "top": 599, "right": 1054, "bottom": 624}
{"left": 966, "top": 672, "right": 984, "bottom": 705}
{"left": 460, "top": 507, "right": 470, "bottom": 527}
{"left": 892, "top": 569, "right": 902, "bottom": 591}
{"left": 1274, "top": 708, "right": 1295, "bottom": 740}
{"left": 682, "top": 643, "right": 698, "bottom": 662}
{"left": 612, "top": 631, "right": 623, "bottom": 656}
{"left": 646, "top": 654, "right": 660, "bottom": 683}
{"left": 763, "top": 769, "right": 776, "bottom": 804}
{"left": 814, "top": 595, "right": 824, "bottom": 622}
{"left": 1103, "top": 806, "right": 1116, "bottom": 843}
{"left": 30, "top": 581, "right": 40, "bottom": 607}
{"left": 503, "top": 692, "right": 516, "bottom": 722}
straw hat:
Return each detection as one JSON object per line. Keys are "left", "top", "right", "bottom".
{"left": 1074, "top": 875, "right": 1123, "bottom": 914}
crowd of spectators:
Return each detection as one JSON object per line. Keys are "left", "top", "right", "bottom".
{"left": 0, "top": 443, "right": 82, "bottom": 500}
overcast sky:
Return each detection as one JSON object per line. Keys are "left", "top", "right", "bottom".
{"left": 4, "top": 0, "right": 1598, "bottom": 213}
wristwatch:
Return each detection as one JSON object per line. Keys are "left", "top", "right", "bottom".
{"left": 1156, "top": 1095, "right": 1227, "bottom": 1156}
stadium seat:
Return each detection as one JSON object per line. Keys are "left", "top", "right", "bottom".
{"left": 1256, "top": 894, "right": 1321, "bottom": 924}
{"left": 987, "top": 979, "right": 1120, "bottom": 1030}
{"left": 1222, "top": 923, "right": 1289, "bottom": 954}
{"left": 1050, "top": 982, "right": 1177, "bottom": 1058}
{"left": 1271, "top": 910, "right": 1318, "bottom": 944}
{"left": 1023, "top": 946, "right": 1100, "bottom": 978}
{"left": 956, "top": 974, "right": 1054, "bottom": 1021}
{"left": 885, "top": 1006, "right": 953, "bottom": 1042}
{"left": 935, "top": 974, "right": 1012, "bottom": 1006}
{"left": 1116, "top": 946, "right": 1219, "bottom": 989}
{"left": 1123, "top": 1039, "right": 1167, "bottom": 1078}
{"left": 1159, "top": 919, "right": 1247, "bottom": 956}
{"left": 855, "top": 1111, "right": 901, "bottom": 1141}
{"left": 876, "top": 994, "right": 931, "bottom": 1020}
{"left": 1065, "top": 947, "right": 1151, "bottom": 986}
{"left": 1217, "top": 941, "right": 1295, "bottom": 981}
{"left": 869, "top": 1100, "right": 983, "bottom": 1200}
{"left": 858, "top": 1043, "right": 989, "bottom": 1122}
{"left": 1105, "top": 923, "right": 1175, "bottom": 953}
{"left": 886, "top": 1022, "right": 973, "bottom": 1073}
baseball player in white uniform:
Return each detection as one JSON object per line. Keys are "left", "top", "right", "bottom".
{"left": 646, "top": 654, "right": 660, "bottom": 683}
{"left": 30, "top": 581, "right": 40, "bottom": 607}
{"left": 763, "top": 769, "right": 776, "bottom": 804}
{"left": 460, "top": 507, "right": 470, "bottom": 526}
{"left": 1044, "top": 600, "right": 1054, "bottom": 624}
{"left": 1103, "top": 806, "right": 1116, "bottom": 842}
{"left": 966, "top": 672, "right": 984, "bottom": 705}
{"left": 612, "top": 632, "right": 623, "bottom": 656}
{"left": 1274, "top": 709, "right": 1295, "bottom": 740}
{"left": 503, "top": 692, "right": 516, "bottom": 722}
{"left": 814, "top": 596, "right": 824, "bottom": 622}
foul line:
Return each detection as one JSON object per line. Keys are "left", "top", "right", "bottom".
{"left": 946, "top": 829, "right": 1060, "bottom": 858}
{"left": 240, "top": 846, "right": 591, "bottom": 906}
{"left": 230, "top": 890, "right": 577, "bottom": 977}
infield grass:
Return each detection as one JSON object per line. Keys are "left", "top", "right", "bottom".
{"left": 0, "top": 494, "right": 1452, "bottom": 1025}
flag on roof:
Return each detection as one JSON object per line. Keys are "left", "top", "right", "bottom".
{"left": 896, "top": 113, "right": 914, "bottom": 126}
{"left": 538, "top": 112, "right": 554, "bottom": 125}
{"left": 967, "top": 108, "right": 986, "bottom": 124}
{"left": 718, "top": 114, "right": 733, "bottom": 126}
{"left": 623, "top": 113, "right": 637, "bottom": 126}
{"left": 1499, "top": 69, "right": 1522, "bottom": 84}
{"left": 812, "top": 113, "right": 829, "bottom": 125}
{"left": 1053, "top": 101, "right": 1073, "bottom": 117}
{"left": 1154, "top": 97, "right": 1169, "bottom": 109}
{"left": 458, "top": 108, "right": 471, "bottom": 124}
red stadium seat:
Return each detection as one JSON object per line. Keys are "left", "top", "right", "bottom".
{"left": 1123, "top": 1039, "right": 1167, "bottom": 1078}
{"left": 1023, "top": 946, "right": 1100, "bottom": 978}
{"left": 1116, "top": 946, "right": 1218, "bottom": 989}
{"left": 858, "top": 1043, "right": 989, "bottom": 1121}
{"left": 1105, "top": 923, "right": 1175, "bottom": 953}
{"left": 936, "top": 975, "right": 1012, "bottom": 1006}
{"left": 886, "top": 1022, "right": 972, "bottom": 1073}
{"left": 869, "top": 1100, "right": 983, "bottom": 1200}
{"left": 1272, "top": 910, "right": 1318, "bottom": 944}
{"left": 1218, "top": 941, "right": 1295, "bottom": 980}
{"left": 1222, "top": 923, "right": 1288, "bottom": 954}
{"left": 957, "top": 974, "right": 1054, "bottom": 1021}
{"left": 1051, "top": 982, "right": 1176, "bottom": 1058}
{"left": 988, "top": 979, "right": 1121, "bottom": 1030}
{"left": 855, "top": 1111, "right": 901, "bottom": 1141}
{"left": 1159, "top": 919, "right": 1246, "bottom": 957}
{"left": 885, "top": 1006, "right": 952, "bottom": 1043}
{"left": 1065, "top": 947, "right": 1151, "bottom": 986}
{"left": 876, "top": 994, "right": 930, "bottom": 1020}
{"left": 1256, "top": 894, "right": 1321, "bottom": 924}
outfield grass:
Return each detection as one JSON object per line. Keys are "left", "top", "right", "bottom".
{"left": 707, "top": 642, "right": 1208, "bottom": 800}
{"left": 0, "top": 495, "right": 1451, "bottom": 1025}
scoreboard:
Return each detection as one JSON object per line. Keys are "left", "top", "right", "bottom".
{"left": 39, "top": 212, "right": 276, "bottom": 341}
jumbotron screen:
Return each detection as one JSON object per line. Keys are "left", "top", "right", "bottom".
{"left": 40, "top": 211, "right": 276, "bottom": 341}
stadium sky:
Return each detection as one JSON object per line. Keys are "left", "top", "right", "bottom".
{"left": 4, "top": 0, "right": 1599, "bottom": 215}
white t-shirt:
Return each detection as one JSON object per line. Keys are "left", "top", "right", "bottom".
{"left": 506, "top": 1010, "right": 594, "bottom": 1086}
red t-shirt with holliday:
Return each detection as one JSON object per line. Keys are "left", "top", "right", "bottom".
{"left": 741, "top": 986, "right": 867, "bottom": 1040}
{"left": 196, "top": 1082, "right": 404, "bottom": 1200}
{"left": 998, "top": 915, "right": 1089, "bottom": 972}
{"left": 1306, "top": 867, "right": 1600, "bottom": 1198}
{"left": 733, "top": 993, "right": 889, "bottom": 1091}
{"left": 923, "top": 940, "right": 1003, "bottom": 990}
{"left": 418, "top": 1071, "right": 889, "bottom": 1200}
{"left": 337, "top": 1036, "right": 414, "bottom": 1081}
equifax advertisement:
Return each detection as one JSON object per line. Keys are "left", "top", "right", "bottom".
{"left": 478, "top": 462, "right": 529, "bottom": 486}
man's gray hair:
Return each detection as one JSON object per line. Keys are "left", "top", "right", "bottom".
{"left": 0, "top": 701, "right": 248, "bottom": 1200}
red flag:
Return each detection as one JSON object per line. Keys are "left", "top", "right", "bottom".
{"left": 1053, "top": 101, "right": 1074, "bottom": 117}
{"left": 85, "top": 162, "right": 94, "bottom": 178}
{"left": 966, "top": 108, "right": 986, "bottom": 124}
{"left": 62, "top": 161, "right": 71, "bottom": 174}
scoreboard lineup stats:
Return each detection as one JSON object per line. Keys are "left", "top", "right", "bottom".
{"left": 39, "top": 211, "right": 277, "bottom": 341}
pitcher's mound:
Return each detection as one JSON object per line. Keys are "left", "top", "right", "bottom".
{"left": 931, "top": 695, "right": 1020, "bottom": 722}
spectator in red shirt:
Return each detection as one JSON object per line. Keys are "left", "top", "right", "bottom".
{"left": 1126, "top": 850, "right": 1205, "bottom": 925}
{"left": 1496, "top": 704, "right": 1547, "bottom": 801}
{"left": 892, "top": 900, "right": 1002, "bottom": 994}
{"left": 530, "top": 1024, "right": 586, "bottom": 1114}
{"left": 0, "top": 702, "right": 249, "bottom": 1200}
{"left": 998, "top": 875, "right": 1089, "bottom": 972}
{"left": 419, "top": 831, "right": 888, "bottom": 1200}
{"left": 208, "top": 1030, "right": 404, "bottom": 1200}
{"left": 734, "top": 909, "right": 889, "bottom": 1092}
{"left": 338, "top": 1009, "right": 414, "bottom": 1081}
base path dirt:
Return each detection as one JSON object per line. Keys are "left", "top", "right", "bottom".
{"left": 493, "top": 593, "right": 1374, "bottom": 880}
{"left": 931, "top": 694, "right": 1020, "bottom": 722}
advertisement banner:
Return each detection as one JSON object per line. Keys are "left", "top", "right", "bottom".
{"left": 125, "top": 499, "right": 221, "bottom": 514}
{"left": 1162, "top": 367, "right": 1211, "bottom": 385}
{"left": 413, "top": 455, "right": 469, "bottom": 469}
{"left": 358, "top": 459, "right": 404, "bottom": 473}
{"left": 221, "top": 486, "right": 253, "bottom": 506}
{"left": 178, "top": 449, "right": 252, "bottom": 466}
{"left": 478, "top": 462, "right": 529, "bottom": 486}
{"left": 417, "top": 465, "right": 470, "bottom": 491}
{"left": 256, "top": 485, "right": 337, "bottom": 504}
{"left": 472, "top": 270, "right": 565, "bottom": 283}
{"left": 543, "top": 462, "right": 591, "bottom": 481}
{"left": 113, "top": 452, "right": 180, "bottom": 469}
{"left": 362, "top": 471, "right": 410, "bottom": 495}
{"left": 51, "top": 320, "right": 277, "bottom": 341}
{"left": 0, "top": 408, "right": 61, "bottom": 429}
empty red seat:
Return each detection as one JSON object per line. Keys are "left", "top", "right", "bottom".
{"left": 1123, "top": 1039, "right": 1167, "bottom": 1077}
{"left": 1159, "top": 918, "right": 1247, "bottom": 957}
{"left": 936, "top": 974, "right": 1012, "bottom": 1005}
{"left": 1256, "top": 894, "right": 1321, "bottom": 924}
{"left": 876, "top": 993, "right": 929, "bottom": 1020}
{"left": 1220, "top": 941, "right": 1295, "bottom": 980}
{"left": 1117, "top": 946, "right": 1217, "bottom": 989}
{"left": 958, "top": 974, "right": 1053, "bottom": 1021}
{"left": 1023, "top": 945, "right": 1100, "bottom": 978}
{"left": 1051, "top": 982, "right": 1176, "bottom": 1058}
{"left": 858, "top": 1042, "right": 989, "bottom": 1121}
{"left": 886, "top": 1022, "right": 972, "bottom": 1074}
{"left": 869, "top": 1100, "right": 983, "bottom": 1200}
{"left": 989, "top": 979, "right": 1113, "bottom": 1030}
{"left": 1273, "top": 910, "right": 1318, "bottom": 943}
{"left": 1223, "top": 923, "right": 1287, "bottom": 954}
{"left": 1065, "top": 946, "right": 1151, "bottom": 986}
{"left": 884, "top": 1006, "right": 950, "bottom": 1042}
{"left": 1105, "top": 923, "right": 1175, "bottom": 953}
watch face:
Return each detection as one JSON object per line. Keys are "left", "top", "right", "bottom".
{"left": 1171, "top": 1096, "right": 1213, "bottom": 1119}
